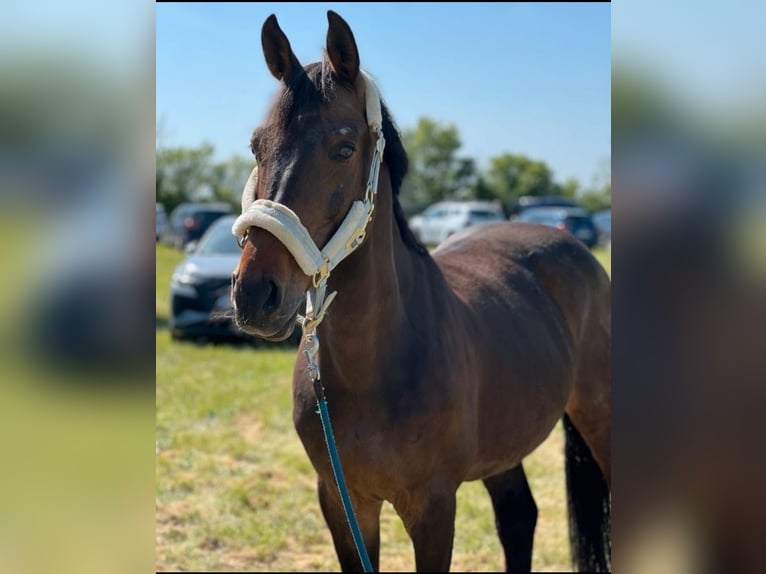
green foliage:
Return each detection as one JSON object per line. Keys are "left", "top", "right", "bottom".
{"left": 155, "top": 117, "right": 611, "bottom": 224}
{"left": 156, "top": 144, "right": 253, "bottom": 213}
{"left": 578, "top": 157, "right": 611, "bottom": 212}
{"left": 579, "top": 188, "right": 611, "bottom": 213}
{"left": 559, "top": 177, "right": 580, "bottom": 199}
{"left": 156, "top": 144, "right": 214, "bottom": 213}
{"left": 483, "top": 153, "right": 558, "bottom": 213}
{"left": 470, "top": 175, "right": 497, "bottom": 202}
{"left": 209, "top": 155, "right": 253, "bottom": 209}
{"left": 400, "top": 118, "right": 476, "bottom": 213}
{"left": 395, "top": 116, "right": 611, "bottom": 217}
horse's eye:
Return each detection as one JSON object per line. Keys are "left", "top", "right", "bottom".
{"left": 334, "top": 144, "right": 355, "bottom": 161}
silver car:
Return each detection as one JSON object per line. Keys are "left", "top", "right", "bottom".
{"left": 408, "top": 201, "right": 505, "bottom": 246}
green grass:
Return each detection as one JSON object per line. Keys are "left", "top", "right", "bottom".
{"left": 156, "top": 242, "right": 610, "bottom": 571}
{"left": 157, "top": 243, "right": 182, "bottom": 324}
{"left": 592, "top": 247, "right": 611, "bottom": 277}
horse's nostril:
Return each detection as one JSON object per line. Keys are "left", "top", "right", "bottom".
{"left": 263, "top": 278, "right": 280, "bottom": 313}
{"left": 235, "top": 275, "right": 282, "bottom": 318}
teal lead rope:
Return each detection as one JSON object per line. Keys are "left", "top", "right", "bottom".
{"left": 311, "top": 376, "right": 373, "bottom": 572}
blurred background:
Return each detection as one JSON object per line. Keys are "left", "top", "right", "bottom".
{"left": 1, "top": 0, "right": 764, "bottom": 572}
{"left": 612, "top": 1, "right": 766, "bottom": 573}
{"left": 0, "top": 1, "right": 154, "bottom": 573}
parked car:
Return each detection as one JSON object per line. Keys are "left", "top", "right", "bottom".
{"left": 509, "top": 195, "right": 584, "bottom": 219}
{"left": 161, "top": 202, "right": 233, "bottom": 249}
{"left": 408, "top": 201, "right": 505, "bottom": 246}
{"left": 156, "top": 203, "right": 167, "bottom": 241}
{"left": 592, "top": 209, "right": 611, "bottom": 250}
{"left": 514, "top": 206, "right": 599, "bottom": 248}
{"left": 169, "top": 215, "right": 301, "bottom": 344}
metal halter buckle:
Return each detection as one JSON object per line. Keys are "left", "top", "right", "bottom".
{"left": 312, "top": 258, "right": 331, "bottom": 288}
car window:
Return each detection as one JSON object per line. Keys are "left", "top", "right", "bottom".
{"left": 170, "top": 206, "right": 188, "bottom": 225}
{"left": 194, "top": 210, "right": 230, "bottom": 226}
{"left": 469, "top": 210, "right": 501, "bottom": 220}
{"left": 196, "top": 221, "right": 241, "bottom": 255}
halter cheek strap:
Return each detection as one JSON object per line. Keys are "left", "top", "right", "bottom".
{"left": 231, "top": 70, "right": 386, "bottom": 333}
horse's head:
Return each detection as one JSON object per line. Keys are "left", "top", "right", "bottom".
{"left": 231, "top": 11, "right": 380, "bottom": 341}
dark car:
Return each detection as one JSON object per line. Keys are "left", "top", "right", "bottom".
{"left": 509, "top": 195, "right": 584, "bottom": 218}
{"left": 162, "top": 202, "right": 233, "bottom": 249}
{"left": 515, "top": 206, "right": 599, "bottom": 248}
{"left": 169, "top": 215, "right": 302, "bottom": 344}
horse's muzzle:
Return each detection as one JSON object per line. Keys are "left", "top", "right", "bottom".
{"left": 231, "top": 273, "right": 298, "bottom": 340}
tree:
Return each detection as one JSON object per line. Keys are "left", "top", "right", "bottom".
{"left": 484, "top": 153, "right": 558, "bottom": 212}
{"left": 209, "top": 155, "right": 254, "bottom": 211}
{"left": 156, "top": 143, "right": 215, "bottom": 213}
{"left": 400, "top": 117, "right": 473, "bottom": 213}
{"left": 470, "top": 175, "right": 497, "bottom": 202}
{"left": 559, "top": 177, "right": 580, "bottom": 199}
{"left": 579, "top": 190, "right": 610, "bottom": 212}
{"left": 579, "top": 157, "right": 611, "bottom": 212}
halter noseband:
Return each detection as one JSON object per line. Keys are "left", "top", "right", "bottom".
{"left": 231, "top": 70, "right": 386, "bottom": 335}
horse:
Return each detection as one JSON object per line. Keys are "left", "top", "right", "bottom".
{"left": 231, "top": 11, "right": 611, "bottom": 572}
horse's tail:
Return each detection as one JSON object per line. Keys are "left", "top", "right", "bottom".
{"left": 563, "top": 413, "right": 611, "bottom": 572}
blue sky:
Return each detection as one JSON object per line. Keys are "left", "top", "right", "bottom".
{"left": 612, "top": 0, "right": 765, "bottom": 114}
{"left": 157, "top": 2, "right": 611, "bottom": 186}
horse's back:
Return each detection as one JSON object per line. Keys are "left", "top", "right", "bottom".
{"left": 431, "top": 221, "right": 610, "bottom": 477}
{"left": 433, "top": 221, "right": 609, "bottom": 342}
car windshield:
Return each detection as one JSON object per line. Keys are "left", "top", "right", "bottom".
{"left": 195, "top": 219, "right": 240, "bottom": 255}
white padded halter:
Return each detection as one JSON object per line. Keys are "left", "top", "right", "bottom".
{"left": 232, "top": 70, "right": 385, "bottom": 331}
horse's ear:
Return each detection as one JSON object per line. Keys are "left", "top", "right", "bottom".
{"left": 326, "top": 11, "right": 359, "bottom": 85}
{"left": 261, "top": 14, "right": 301, "bottom": 82}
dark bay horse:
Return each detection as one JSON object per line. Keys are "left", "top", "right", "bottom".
{"left": 231, "top": 11, "right": 611, "bottom": 572}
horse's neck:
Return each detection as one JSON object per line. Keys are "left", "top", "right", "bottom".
{"left": 317, "top": 171, "right": 433, "bottom": 391}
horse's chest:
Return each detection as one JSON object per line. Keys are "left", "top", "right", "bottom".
{"left": 293, "top": 393, "right": 449, "bottom": 493}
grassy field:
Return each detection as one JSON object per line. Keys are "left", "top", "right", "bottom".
{"left": 156, "top": 243, "right": 610, "bottom": 572}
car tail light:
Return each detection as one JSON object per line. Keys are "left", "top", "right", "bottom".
{"left": 184, "top": 217, "right": 200, "bottom": 230}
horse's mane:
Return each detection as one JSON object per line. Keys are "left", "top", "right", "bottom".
{"left": 276, "top": 61, "right": 428, "bottom": 256}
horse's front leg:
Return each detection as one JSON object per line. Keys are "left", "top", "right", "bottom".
{"left": 394, "top": 484, "right": 458, "bottom": 572}
{"left": 317, "top": 477, "right": 382, "bottom": 572}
